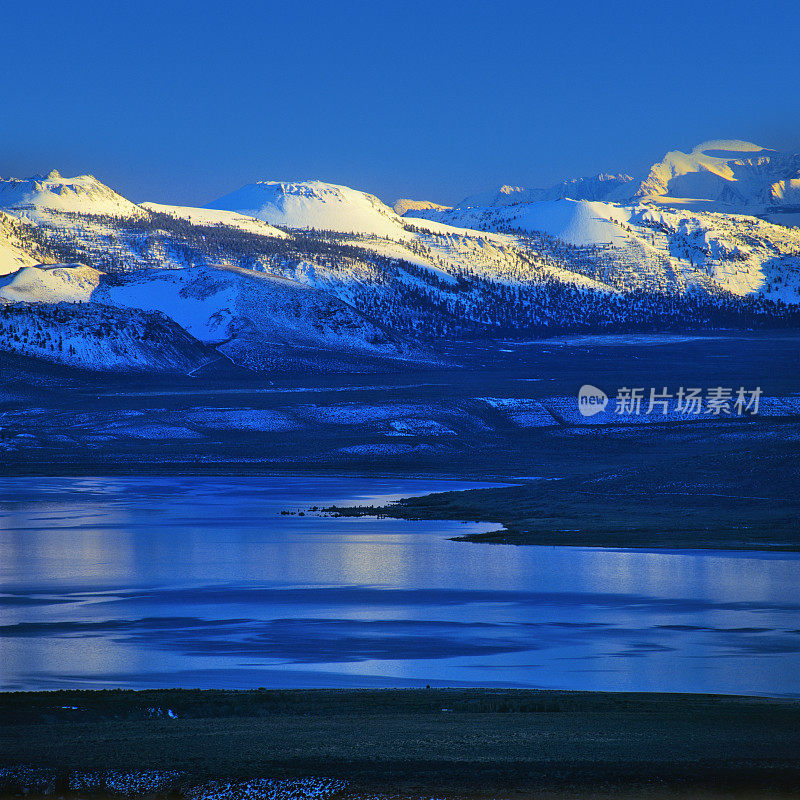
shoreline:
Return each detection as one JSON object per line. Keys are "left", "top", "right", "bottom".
{"left": 324, "top": 476, "right": 800, "bottom": 552}
{"left": 4, "top": 470, "right": 799, "bottom": 553}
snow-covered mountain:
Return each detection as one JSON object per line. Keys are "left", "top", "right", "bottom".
{"left": 0, "top": 260, "right": 409, "bottom": 371}
{"left": 613, "top": 140, "right": 800, "bottom": 211}
{"left": 206, "top": 180, "right": 409, "bottom": 238}
{"left": 459, "top": 174, "right": 634, "bottom": 208}
{"left": 95, "top": 264, "right": 407, "bottom": 369}
{"left": 0, "top": 153, "right": 799, "bottom": 374}
{"left": 405, "top": 196, "right": 800, "bottom": 302}
{"left": 0, "top": 170, "right": 142, "bottom": 218}
{"left": 417, "top": 199, "right": 630, "bottom": 246}
{"left": 452, "top": 140, "right": 800, "bottom": 216}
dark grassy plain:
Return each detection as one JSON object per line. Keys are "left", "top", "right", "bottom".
{"left": 2, "top": 689, "right": 800, "bottom": 798}
{"left": 326, "top": 441, "right": 800, "bottom": 550}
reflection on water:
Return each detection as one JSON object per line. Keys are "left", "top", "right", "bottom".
{"left": 1, "top": 477, "right": 799, "bottom": 695}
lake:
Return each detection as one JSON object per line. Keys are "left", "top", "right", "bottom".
{"left": 1, "top": 476, "right": 799, "bottom": 696}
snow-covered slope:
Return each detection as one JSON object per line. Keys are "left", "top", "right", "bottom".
{"left": 406, "top": 196, "right": 800, "bottom": 301}
{"left": 206, "top": 180, "right": 409, "bottom": 238}
{"left": 94, "top": 264, "right": 405, "bottom": 369}
{"left": 0, "top": 263, "right": 102, "bottom": 304}
{"left": 0, "top": 302, "right": 216, "bottom": 372}
{"left": 630, "top": 205, "right": 800, "bottom": 301}
{"left": 393, "top": 199, "right": 451, "bottom": 216}
{"left": 408, "top": 198, "right": 631, "bottom": 246}
{"left": 0, "top": 259, "right": 408, "bottom": 371}
{"left": 141, "top": 202, "right": 289, "bottom": 238}
{"left": 0, "top": 211, "right": 49, "bottom": 276}
{"left": 0, "top": 171, "right": 142, "bottom": 218}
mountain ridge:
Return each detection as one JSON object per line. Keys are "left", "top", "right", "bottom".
{"left": 1, "top": 148, "right": 799, "bottom": 373}
{"left": 458, "top": 140, "right": 800, "bottom": 215}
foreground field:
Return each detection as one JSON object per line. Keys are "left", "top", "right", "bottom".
{"left": 2, "top": 689, "right": 800, "bottom": 798}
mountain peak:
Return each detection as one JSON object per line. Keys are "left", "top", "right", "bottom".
{"left": 0, "top": 171, "right": 141, "bottom": 217}
{"left": 206, "top": 178, "right": 406, "bottom": 237}
{"left": 626, "top": 139, "right": 800, "bottom": 208}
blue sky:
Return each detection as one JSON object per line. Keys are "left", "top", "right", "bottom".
{"left": 2, "top": 0, "right": 799, "bottom": 206}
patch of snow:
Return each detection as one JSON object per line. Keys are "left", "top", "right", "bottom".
{"left": 186, "top": 778, "right": 347, "bottom": 800}
{"left": 393, "top": 198, "right": 452, "bottom": 216}
{"left": 479, "top": 397, "right": 558, "bottom": 427}
{"left": 296, "top": 403, "right": 429, "bottom": 426}
{"left": 70, "top": 770, "right": 183, "bottom": 794}
{"left": 387, "top": 418, "right": 455, "bottom": 436}
{"left": 185, "top": 408, "right": 300, "bottom": 432}
{"left": 338, "top": 443, "right": 440, "bottom": 455}
{"left": 105, "top": 423, "right": 205, "bottom": 440}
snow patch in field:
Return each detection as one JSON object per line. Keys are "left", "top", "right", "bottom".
{"left": 186, "top": 778, "right": 347, "bottom": 800}
{"left": 755, "top": 396, "right": 800, "bottom": 416}
{"left": 70, "top": 770, "right": 183, "bottom": 794}
{"left": 507, "top": 334, "right": 717, "bottom": 347}
{"left": 296, "top": 403, "right": 429, "bottom": 426}
{"left": 338, "top": 443, "right": 440, "bottom": 455}
{"left": 479, "top": 397, "right": 558, "bottom": 427}
{"left": 185, "top": 408, "right": 300, "bottom": 432}
{"left": 0, "top": 767, "right": 183, "bottom": 796}
{"left": 105, "top": 423, "right": 205, "bottom": 440}
{"left": 387, "top": 418, "right": 455, "bottom": 436}
{"left": 0, "top": 766, "right": 56, "bottom": 794}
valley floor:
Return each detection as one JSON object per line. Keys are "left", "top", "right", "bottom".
{"left": 2, "top": 332, "right": 799, "bottom": 551}
{"left": 2, "top": 688, "right": 800, "bottom": 799}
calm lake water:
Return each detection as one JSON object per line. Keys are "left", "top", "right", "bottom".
{"left": 1, "top": 476, "right": 799, "bottom": 696}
